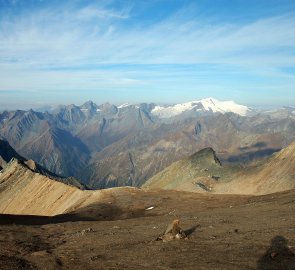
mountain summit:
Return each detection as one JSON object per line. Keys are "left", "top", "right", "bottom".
{"left": 151, "top": 97, "right": 252, "bottom": 118}
{"left": 143, "top": 147, "right": 228, "bottom": 192}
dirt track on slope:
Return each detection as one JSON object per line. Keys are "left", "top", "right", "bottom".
{"left": 0, "top": 189, "right": 294, "bottom": 270}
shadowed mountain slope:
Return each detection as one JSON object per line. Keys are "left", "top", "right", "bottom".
{"left": 19, "top": 127, "right": 90, "bottom": 177}
{"left": 0, "top": 110, "right": 90, "bottom": 177}
{"left": 0, "top": 139, "right": 85, "bottom": 189}
{"left": 0, "top": 139, "right": 24, "bottom": 169}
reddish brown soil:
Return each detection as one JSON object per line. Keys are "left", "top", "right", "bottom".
{"left": 0, "top": 189, "right": 294, "bottom": 270}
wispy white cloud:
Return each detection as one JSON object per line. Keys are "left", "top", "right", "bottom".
{"left": 0, "top": 1, "right": 295, "bottom": 96}
{"left": 1, "top": 8, "right": 294, "bottom": 65}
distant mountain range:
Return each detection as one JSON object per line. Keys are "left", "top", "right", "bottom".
{"left": 0, "top": 98, "right": 294, "bottom": 188}
{"left": 38, "top": 98, "right": 253, "bottom": 117}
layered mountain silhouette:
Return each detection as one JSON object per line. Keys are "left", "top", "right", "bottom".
{"left": 1, "top": 100, "right": 295, "bottom": 188}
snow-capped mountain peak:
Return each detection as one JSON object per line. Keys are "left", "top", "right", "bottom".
{"left": 117, "top": 103, "right": 130, "bottom": 109}
{"left": 151, "top": 98, "right": 251, "bottom": 118}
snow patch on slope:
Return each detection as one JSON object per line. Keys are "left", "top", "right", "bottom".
{"left": 118, "top": 103, "right": 130, "bottom": 109}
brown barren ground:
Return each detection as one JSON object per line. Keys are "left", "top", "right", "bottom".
{"left": 0, "top": 189, "right": 294, "bottom": 270}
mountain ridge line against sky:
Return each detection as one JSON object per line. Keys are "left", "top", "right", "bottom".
{"left": 0, "top": 0, "right": 295, "bottom": 109}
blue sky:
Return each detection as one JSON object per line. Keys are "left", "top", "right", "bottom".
{"left": 0, "top": 0, "right": 295, "bottom": 109}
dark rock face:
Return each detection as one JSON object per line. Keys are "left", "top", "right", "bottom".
{"left": 0, "top": 139, "right": 25, "bottom": 168}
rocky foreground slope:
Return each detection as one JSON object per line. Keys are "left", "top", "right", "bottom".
{"left": 0, "top": 159, "right": 104, "bottom": 216}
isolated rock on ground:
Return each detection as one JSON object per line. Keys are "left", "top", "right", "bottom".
{"left": 157, "top": 219, "right": 187, "bottom": 242}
